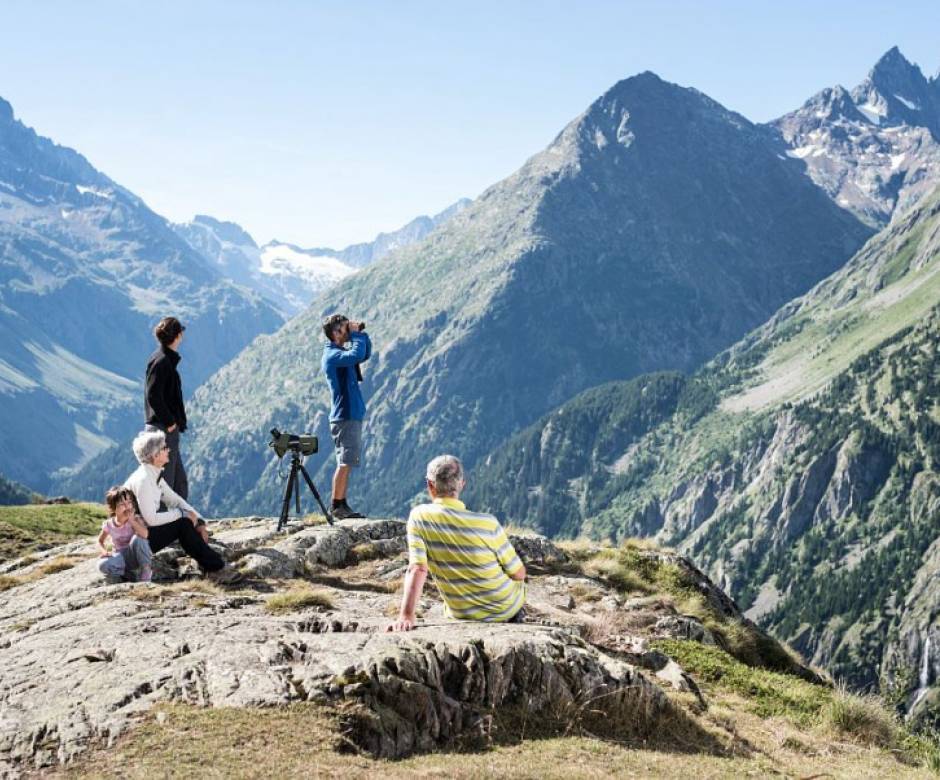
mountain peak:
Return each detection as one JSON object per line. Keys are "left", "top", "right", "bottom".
{"left": 192, "top": 214, "right": 257, "bottom": 247}
{"left": 602, "top": 70, "right": 678, "bottom": 102}
{"left": 0, "top": 96, "right": 13, "bottom": 124}
{"left": 798, "top": 84, "right": 864, "bottom": 123}
{"left": 871, "top": 45, "right": 913, "bottom": 75}
{"left": 863, "top": 47, "right": 928, "bottom": 98}
{"left": 848, "top": 47, "right": 938, "bottom": 134}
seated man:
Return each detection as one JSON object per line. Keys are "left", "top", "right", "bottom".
{"left": 387, "top": 455, "right": 526, "bottom": 631}
{"left": 124, "top": 430, "right": 238, "bottom": 583}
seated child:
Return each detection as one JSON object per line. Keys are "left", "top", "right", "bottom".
{"left": 98, "top": 486, "right": 153, "bottom": 582}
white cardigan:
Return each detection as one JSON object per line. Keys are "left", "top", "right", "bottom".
{"left": 124, "top": 463, "right": 199, "bottom": 527}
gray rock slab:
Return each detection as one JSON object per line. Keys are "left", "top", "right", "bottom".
{"left": 0, "top": 517, "right": 714, "bottom": 772}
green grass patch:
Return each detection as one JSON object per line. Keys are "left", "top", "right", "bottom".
{"left": 652, "top": 640, "right": 830, "bottom": 726}
{"left": 575, "top": 545, "right": 811, "bottom": 678}
{"left": 0, "top": 502, "right": 106, "bottom": 562}
{"left": 653, "top": 640, "right": 940, "bottom": 770}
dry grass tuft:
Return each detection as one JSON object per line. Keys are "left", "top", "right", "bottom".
{"left": 619, "top": 536, "right": 663, "bottom": 551}
{"left": 580, "top": 549, "right": 654, "bottom": 595}
{"left": 503, "top": 522, "right": 541, "bottom": 537}
{"left": 265, "top": 584, "right": 335, "bottom": 614}
{"left": 567, "top": 581, "right": 603, "bottom": 603}
{"left": 347, "top": 542, "right": 380, "bottom": 563}
{"left": 821, "top": 685, "right": 899, "bottom": 748}
{"left": 37, "top": 555, "right": 86, "bottom": 575}
{"left": 122, "top": 580, "right": 225, "bottom": 602}
{"left": 0, "top": 574, "right": 19, "bottom": 592}
{"left": 555, "top": 537, "right": 603, "bottom": 560}
{"left": 0, "top": 554, "right": 88, "bottom": 592}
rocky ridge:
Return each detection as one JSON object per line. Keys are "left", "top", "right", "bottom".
{"left": 0, "top": 516, "right": 805, "bottom": 773}
{"left": 771, "top": 47, "right": 940, "bottom": 227}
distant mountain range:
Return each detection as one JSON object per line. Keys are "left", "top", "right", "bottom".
{"left": 173, "top": 199, "right": 470, "bottom": 314}
{"left": 174, "top": 68, "right": 872, "bottom": 518}
{"left": 0, "top": 96, "right": 283, "bottom": 492}
{"left": 0, "top": 93, "right": 468, "bottom": 494}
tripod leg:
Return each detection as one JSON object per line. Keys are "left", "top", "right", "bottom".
{"left": 295, "top": 471, "right": 301, "bottom": 515}
{"left": 298, "top": 464, "right": 334, "bottom": 525}
{"left": 277, "top": 465, "right": 296, "bottom": 532}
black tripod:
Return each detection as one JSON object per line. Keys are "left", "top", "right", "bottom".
{"left": 277, "top": 447, "right": 333, "bottom": 531}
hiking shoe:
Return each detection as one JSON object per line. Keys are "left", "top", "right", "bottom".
{"left": 332, "top": 504, "right": 366, "bottom": 520}
{"left": 206, "top": 565, "right": 244, "bottom": 586}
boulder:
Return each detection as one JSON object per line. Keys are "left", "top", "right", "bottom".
{"left": 237, "top": 548, "right": 295, "bottom": 579}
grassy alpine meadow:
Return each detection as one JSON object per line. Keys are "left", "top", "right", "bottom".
{"left": 60, "top": 672, "right": 940, "bottom": 779}
{"left": 0, "top": 502, "right": 106, "bottom": 563}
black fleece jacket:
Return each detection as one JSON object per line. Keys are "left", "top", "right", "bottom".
{"left": 144, "top": 346, "right": 187, "bottom": 432}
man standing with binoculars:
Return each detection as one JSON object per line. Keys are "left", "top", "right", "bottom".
{"left": 321, "top": 314, "right": 372, "bottom": 520}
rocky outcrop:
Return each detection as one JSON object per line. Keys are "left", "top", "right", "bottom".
{"left": 881, "top": 480, "right": 940, "bottom": 727}
{"left": 814, "top": 434, "right": 892, "bottom": 526}
{"left": 0, "top": 516, "right": 770, "bottom": 774}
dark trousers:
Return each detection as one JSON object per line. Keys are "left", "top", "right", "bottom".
{"left": 145, "top": 425, "right": 189, "bottom": 499}
{"left": 148, "top": 519, "right": 224, "bottom": 572}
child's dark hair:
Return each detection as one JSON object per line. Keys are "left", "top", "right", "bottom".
{"left": 104, "top": 486, "right": 140, "bottom": 516}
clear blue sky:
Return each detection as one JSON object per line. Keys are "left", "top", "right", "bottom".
{"left": 1, "top": 1, "right": 938, "bottom": 248}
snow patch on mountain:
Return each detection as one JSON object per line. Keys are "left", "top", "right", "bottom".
{"left": 259, "top": 244, "right": 355, "bottom": 280}
{"left": 126, "top": 285, "right": 176, "bottom": 316}
{"left": 0, "top": 359, "right": 39, "bottom": 394}
{"left": 175, "top": 199, "right": 471, "bottom": 314}
{"left": 894, "top": 94, "right": 921, "bottom": 111}
{"left": 75, "top": 184, "right": 113, "bottom": 199}
{"left": 856, "top": 102, "right": 885, "bottom": 124}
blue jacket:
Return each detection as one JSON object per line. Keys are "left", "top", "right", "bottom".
{"left": 321, "top": 331, "right": 372, "bottom": 421}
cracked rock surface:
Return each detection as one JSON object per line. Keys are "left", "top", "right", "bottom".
{"left": 0, "top": 517, "right": 754, "bottom": 773}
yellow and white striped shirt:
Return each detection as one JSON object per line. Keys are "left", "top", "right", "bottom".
{"left": 407, "top": 497, "right": 525, "bottom": 622}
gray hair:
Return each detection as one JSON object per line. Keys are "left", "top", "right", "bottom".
{"left": 132, "top": 430, "right": 166, "bottom": 465}
{"left": 426, "top": 454, "right": 464, "bottom": 496}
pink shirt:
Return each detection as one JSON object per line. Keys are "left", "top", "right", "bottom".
{"left": 102, "top": 517, "right": 135, "bottom": 552}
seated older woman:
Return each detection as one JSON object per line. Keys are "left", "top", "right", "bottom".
{"left": 124, "top": 430, "right": 235, "bottom": 581}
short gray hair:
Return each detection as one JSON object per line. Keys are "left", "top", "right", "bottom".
{"left": 426, "top": 455, "right": 464, "bottom": 496}
{"left": 132, "top": 430, "right": 166, "bottom": 465}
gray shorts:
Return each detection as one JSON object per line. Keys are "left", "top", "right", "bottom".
{"left": 330, "top": 419, "right": 363, "bottom": 466}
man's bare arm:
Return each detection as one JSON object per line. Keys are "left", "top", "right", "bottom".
{"left": 387, "top": 564, "right": 428, "bottom": 632}
{"left": 508, "top": 564, "right": 527, "bottom": 581}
